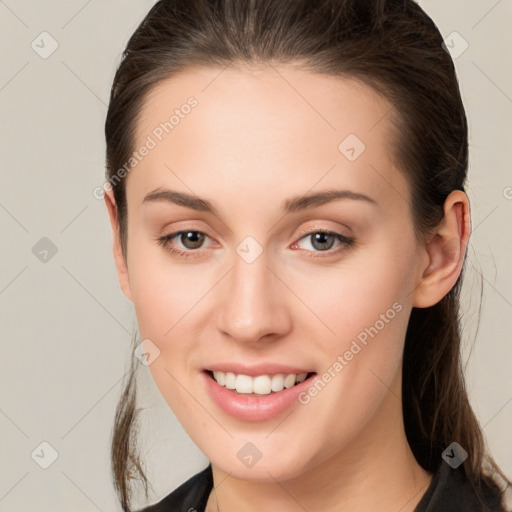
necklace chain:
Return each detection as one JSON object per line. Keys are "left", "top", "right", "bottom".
{"left": 214, "top": 486, "right": 220, "bottom": 512}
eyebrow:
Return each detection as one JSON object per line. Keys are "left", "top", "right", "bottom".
{"left": 142, "top": 187, "right": 377, "bottom": 214}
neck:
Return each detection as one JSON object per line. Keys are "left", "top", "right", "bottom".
{"left": 206, "top": 369, "right": 432, "bottom": 512}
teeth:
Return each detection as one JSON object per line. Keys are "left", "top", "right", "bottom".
{"left": 271, "top": 374, "right": 284, "bottom": 392}
{"left": 235, "top": 374, "right": 253, "bottom": 394}
{"left": 213, "top": 371, "right": 225, "bottom": 386}
{"left": 211, "top": 371, "right": 309, "bottom": 395}
{"left": 284, "top": 374, "right": 296, "bottom": 388}
{"left": 253, "top": 375, "right": 272, "bottom": 394}
{"left": 225, "top": 372, "right": 236, "bottom": 390}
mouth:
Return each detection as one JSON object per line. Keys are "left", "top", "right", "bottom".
{"left": 205, "top": 370, "right": 317, "bottom": 396}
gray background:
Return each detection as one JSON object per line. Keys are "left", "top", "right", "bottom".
{"left": 0, "top": 0, "right": 511, "bottom": 510}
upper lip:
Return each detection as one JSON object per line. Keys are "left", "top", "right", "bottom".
{"left": 205, "top": 363, "right": 314, "bottom": 376}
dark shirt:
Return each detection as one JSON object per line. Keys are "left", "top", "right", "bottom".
{"left": 139, "top": 461, "right": 506, "bottom": 512}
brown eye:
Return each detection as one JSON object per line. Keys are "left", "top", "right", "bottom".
{"left": 157, "top": 230, "right": 212, "bottom": 257}
{"left": 179, "top": 231, "right": 206, "bottom": 250}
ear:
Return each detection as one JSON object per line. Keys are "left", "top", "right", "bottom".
{"left": 411, "top": 190, "right": 471, "bottom": 308}
{"left": 104, "top": 187, "right": 133, "bottom": 302}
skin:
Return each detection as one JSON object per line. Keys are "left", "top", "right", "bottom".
{"left": 105, "top": 64, "right": 471, "bottom": 511}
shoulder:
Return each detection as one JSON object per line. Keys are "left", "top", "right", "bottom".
{"left": 415, "top": 462, "right": 508, "bottom": 512}
{"left": 137, "top": 465, "right": 213, "bottom": 512}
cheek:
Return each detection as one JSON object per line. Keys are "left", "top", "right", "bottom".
{"left": 125, "top": 239, "right": 213, "bottom": 399}
{"left": 288, "top": 237, "right": 416, "bottom": 424}
{"left": 302, "top": 273, "right": 407, "bottom": 408}
{"left": 126, "top": 233, "right": 203, "bottom": 337}
{"left": 291, "top": 238, "right": 416, "bottom": 351}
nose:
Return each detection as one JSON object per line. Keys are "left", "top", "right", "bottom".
{"left": 216, "top": 249, "right": 293, "bottom": 345}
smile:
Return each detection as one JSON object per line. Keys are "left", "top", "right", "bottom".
{"left": 202, "top": 364, "right": 318, "bottom": 421}
{"left": 208, "top": 370, "right": 313, "bottom": 395}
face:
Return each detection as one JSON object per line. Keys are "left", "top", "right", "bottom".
{"left": 109, "top": 64, "right": 432, "bottom": 482}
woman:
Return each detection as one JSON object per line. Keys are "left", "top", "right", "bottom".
{"left": 103, "top": 1, "right": 511, "bottom": 510}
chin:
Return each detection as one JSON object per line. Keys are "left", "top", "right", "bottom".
{"left": 201, "top": 431, "right": 328, "bottom": 483}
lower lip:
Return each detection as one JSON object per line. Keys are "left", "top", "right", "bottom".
{"left": 202, "top": 371, "right": 315, "bottom": 422}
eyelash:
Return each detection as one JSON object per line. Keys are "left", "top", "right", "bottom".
{"left": 156, "top": 228, "right": 356, "bottom": 260}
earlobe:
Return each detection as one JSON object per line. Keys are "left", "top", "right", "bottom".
{"left": 104, "top": 188, "right": 133, "bottom": 302}
{"left": 412, "top": 190, "right": 471, "bottom": 308}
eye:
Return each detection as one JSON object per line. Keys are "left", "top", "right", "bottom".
{"left": 157, "top": 228, "right": 355, "bottom": 259}
{"left": 157, "top": 230, "right": 213, "bottom": 257}
{"left": 291, "top": 230, "right": 355, "bottom": 258}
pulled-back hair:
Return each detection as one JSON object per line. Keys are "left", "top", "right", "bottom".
{"left": 104, "top": 1, "right": 510, "bottom": 510}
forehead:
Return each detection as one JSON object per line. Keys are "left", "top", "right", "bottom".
{"left": 137, "top": 63, "right": 395, "bottom": 151}
{"left": 128, "top": 64, "right": 409, "bottom": 214}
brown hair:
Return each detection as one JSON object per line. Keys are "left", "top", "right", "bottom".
{"left": 104, "top": 1, "right": 510, "bottom": 510}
